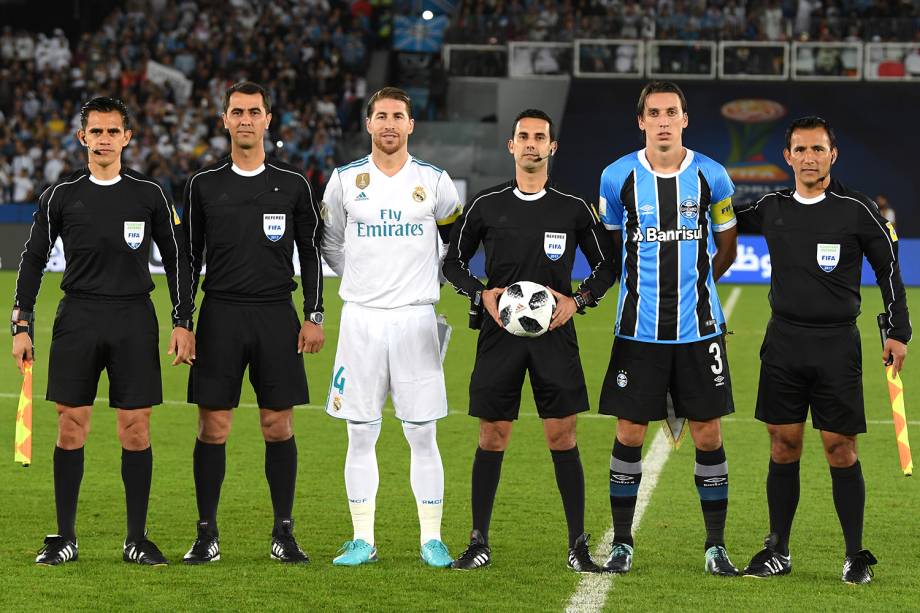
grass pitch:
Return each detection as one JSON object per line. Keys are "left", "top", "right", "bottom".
{"left": 0, "top": 271, "right": 917, "bottom": 612}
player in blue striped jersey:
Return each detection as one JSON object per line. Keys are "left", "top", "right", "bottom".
{"left": 597, "top": 82, "right": 740, "bottom": 576}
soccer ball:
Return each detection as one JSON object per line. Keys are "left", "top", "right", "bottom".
{"left": 498, "top": 281, "right": 556, "bottom": 337}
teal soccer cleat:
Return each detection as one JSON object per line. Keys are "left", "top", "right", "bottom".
{"left": 420, "top": 539, "right": 452, "bottom": 568}
{"left": 332, "top": 539, "right": 378, "bottom": 566}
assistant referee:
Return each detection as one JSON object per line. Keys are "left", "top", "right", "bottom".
{"left": 736, "top": 116, "right": 911, "bottom": 584}
{"left": 443, "top": 109, "right": 615, "bottom": 573}
{"left": 11, "top": 96, "right": 195, "bottom": 566}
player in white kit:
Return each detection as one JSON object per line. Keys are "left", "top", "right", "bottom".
{"left": 321, "top": 87, "right": 462, "bottom": 567}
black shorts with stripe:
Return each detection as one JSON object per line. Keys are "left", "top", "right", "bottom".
{"left": 188, "top": 298, "right": 308, "bottom": 410}
{"left": 599, "top": 334, "right": 734, "bottom": 422}
{"left": 755, "top": 317, "right": 865, "bottom": 434}
{"left": 47, "top": 295, "right": 162, "bottom": 409}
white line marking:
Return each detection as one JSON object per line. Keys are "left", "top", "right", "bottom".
{"left": 565, "top": 286, "right": 742, "bottom": 613}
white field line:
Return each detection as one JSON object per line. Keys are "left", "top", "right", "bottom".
{"left": 564, "top": 285, "right": 743, "bottom": 613}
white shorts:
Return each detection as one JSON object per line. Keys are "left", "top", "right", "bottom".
{"left": 325, "top": 302, "right": 448, "bottom": 422}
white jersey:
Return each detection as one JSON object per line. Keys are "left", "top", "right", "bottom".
{"left": 321, "top": 154, "right": 462, "bottom": 309}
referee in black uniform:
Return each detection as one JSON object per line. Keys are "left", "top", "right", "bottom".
{"left": 180, "top": 82, "right": 324, "bottom": 564}
{"left": 11, "top": 97, "right": 195, "bottom": 566}
{"left": 736, "top": 117, "right": 911, "bottom": 584}
{"left": 443, "top": 109, "right": 615, "bottom": 572}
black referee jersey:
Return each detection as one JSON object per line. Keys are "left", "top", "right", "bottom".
{"left": 443, "top": 180, "right": 615, "bottom": 302}
{"left": 183, "top": 156, "right": 323, "bottom": 314}
{"left": 15, "top": 167, "right": 193, "bottom": 322}
{"left": 736, "top": 179, "right": 911, "bottom": 342}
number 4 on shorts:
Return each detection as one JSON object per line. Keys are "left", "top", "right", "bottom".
{"left": 333, "top": 367, "right": 346, "bottom": 394}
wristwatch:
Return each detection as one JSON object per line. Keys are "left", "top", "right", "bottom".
{"left": 10, "top": 306, "right": 33, "bottom": 337}
{"left": 573, "top": 290, "right": 593, "bottom": 312}
{"left": 173, "top": 319, "right": 193, "bottom": 331}
{"left": 308, "top": 311, "right": 324, "bottom": 325}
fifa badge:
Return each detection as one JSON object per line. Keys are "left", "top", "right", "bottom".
{"left": 356, "top": 173, "right": 370, "bottom": 189}
{"left": 412, "top": 186, "right": 426, "bottom": 202}
{"left": 124, "top": 221, "right": 145, "bottom": 249}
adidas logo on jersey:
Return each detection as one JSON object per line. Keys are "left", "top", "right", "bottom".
{"left": 356, "top": 191, "right": 369, "bottom": 201}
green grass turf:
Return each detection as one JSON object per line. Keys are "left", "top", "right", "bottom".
{"left": 0, "top": 271, "right": 916, "bottom": 611}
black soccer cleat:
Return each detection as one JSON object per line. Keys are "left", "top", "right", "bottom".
{"left": 743, "top": 534, "right": 791, "bottom": 578}
{"left": 183, "top": 520, "right": 221, "bottom": 564}
{"left": 705, "top": 545, "right": 740, "bottom": 576}
{"left": 842, "top": 549, "right": 877, "bottom": 585}
{"left": 35, "top": 535, "right": 78, "bottom": 566}
{"left": 567, "top": 533, "right": 606, "bottom": 574}
{"left": 271, "top": 519, "right": 309, "bottom": 564}
{"left": 603, "top": 542, "right": 633, "bottom": 574}
{"left": 124, "top": 537, "right": 168, "bottom": 566}
{"left": 451, "top": 530, "right": 491, "bottom": 570}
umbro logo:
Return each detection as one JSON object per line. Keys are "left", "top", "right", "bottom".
{"left": 356, "top": 191, "right": 369, "bottom": 201}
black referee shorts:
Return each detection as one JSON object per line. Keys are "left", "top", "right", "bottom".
{"left": 188, "top": 298, "right": 308, "bottom": 410}
{"left": 47, "top": 295, "right": 162, "bottom": 409}
{"left": 756, "top": 318, "right": 865, "bottom": 434}
{"left": 469, "top": 318, "right": 589, "bottom": 421}
{"left": 599, "top": 334, "right": 734, "bottom": 422}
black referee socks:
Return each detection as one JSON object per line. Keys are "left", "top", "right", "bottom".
{"left": 831, "top": 461, "right": 865, "bottom": 556}
{"left": 53, "top": 446, "right": 84, "bottom": 542}
{"left": 610, "top": 439, "right": 642, "bottom": 547}
{"left": 193, "top": 439, "right": 226, "bottom": 531}
{"left": 695, "top": 446, "right": 728, "bottom": 550}
{"left": 121, "top": 447, "right": 152, "bottom": 543}
{"left": 265, "top": 436, "right": 298, "bottom": 532}
{"left": 767, "top": 459, "right": 800, "bottom": 556}
{"left": 551, "top": 446, "right": 585, "bottom": 548}
{"left": 471, "top": 447, "right": 504, "bottom": 545}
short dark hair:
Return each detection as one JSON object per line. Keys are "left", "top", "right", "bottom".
{"left": 511, "top": 109, "right": 556, "bottom": 141}
{"left": 223, "top": 81, "right": 272, "bottom": 114}
{"left": 636, "top": 81, "right": 688, "bottom": 117}
{"left": 366, "top": 87, "right": 413, "bottom": 119}
{"left": 80, "top": 97, "right": 131, "bottom": 130}
{"left": 784, "top": 116, "right": 836, "bottom": 150}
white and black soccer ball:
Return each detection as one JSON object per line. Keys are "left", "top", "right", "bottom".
{"left": 498, "top": 281, "right": 556, "bottom": 338}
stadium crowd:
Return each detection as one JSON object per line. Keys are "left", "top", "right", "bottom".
{"left": 446, "top": 0, "right": 920, "bottom": 45}
{"left": 0, "top": 0, "right": 378, "bottom": 204}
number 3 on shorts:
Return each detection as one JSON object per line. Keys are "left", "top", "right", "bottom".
{"left": 708, "top": 342, "right": 723, "bottom": 375}
{"left": 333, "top": 366, "right": 346, "bottom": 394}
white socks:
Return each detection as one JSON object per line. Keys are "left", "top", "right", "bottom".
{"left": 402, "top": 420, "right": 444, "bottom": 545}
{"left": 344, "top": 419, "right": 381, "bottom": 545}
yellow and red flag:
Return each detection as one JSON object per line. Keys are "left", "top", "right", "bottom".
{"left": 886, "top": 364, "right": 912, "bottom": 477}
{"left": 14, "top": 361, "right": 32, "bottom": 466}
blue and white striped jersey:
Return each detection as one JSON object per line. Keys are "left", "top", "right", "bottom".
{"left": 599, "top": 148, "right": 736, "bottom": 344}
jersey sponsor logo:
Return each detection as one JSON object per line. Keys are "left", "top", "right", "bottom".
{"left": 679, "top": 198, "right": 700, "bottom": 219}
{"left": 816, "top": 243, "right": 841, "bottom": 272}
{"left": 356, "top": 173, "right": 370, "bottom": 189}
{"left": 632, "top": 227, "right": 703, "bottom": 243}
{"left": 412, "top": 186, "right": 427, "bottom": 202}
{"left": 616, "top": 370, "right": 628, "bottom": 388}
{"left": 355, "top": 191, "right": 369, "bottom": 201}
{"left": 544, "top": 231, "right": 566, "bottom": 261}
{"left": 639, "top": 203, "right": 656, "bottom": 217}
{"left": 124, "top": 221, "right": 145, "bottom": 249}
{"left": 263, "top": 213, "right": 286, "bottom": 242}
{"left": 356, "top": 208, "right": 424, "bottom": 238}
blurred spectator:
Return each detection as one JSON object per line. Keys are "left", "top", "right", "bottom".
{"left": 876, "top": 194, "right": 896, "bottom": 226}
{"left": 2, "top": 0, "right": 383, "bottom": 204}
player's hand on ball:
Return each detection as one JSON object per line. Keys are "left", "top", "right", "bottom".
{"left": 482, "top": 287, "right": 506, "bottom": 328}
{"left": 168, "top": 327, "right": 196, "bottom": 366}
{"left": 299, "top": 321, "right": 324, "bottom": 354}
{"left": 11, "top": 333, "right": 33, "bottom": 374}
{"left": 545, "top": 287, "right": 577, "bottom": 330}
{"left": 883, "top": 337, "right": 907, "bottom": 374}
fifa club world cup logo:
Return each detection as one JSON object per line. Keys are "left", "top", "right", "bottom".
{"left": 721, "top": 99, "right": 789, "bottom": 187}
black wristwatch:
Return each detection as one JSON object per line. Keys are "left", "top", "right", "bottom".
{"left": 308, "top": 311, "right": 324, "bottom": 325}
{"left": 10, "top": 306, "right": 33, "bottom": 337}
{"left": 173, "top": 319, "right": 193, "bottom": 331}
{"left": 573, "top": 290, "right": 593, "bottom": 312}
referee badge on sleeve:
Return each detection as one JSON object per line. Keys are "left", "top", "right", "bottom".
{"left": 544, "top": 232, "right": 566, "bottom": 261}
{"left": 816, "top": 243, "right": 841, "bottom": 272}
{"left": 263, "top": 213, "right": 286, "bottom": 242}
{"left": 124, "top": 221, "right": 145, "bottom": 249}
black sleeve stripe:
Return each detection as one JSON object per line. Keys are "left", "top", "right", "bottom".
{"left": 125, "top": 173, "right": 183, "bottom": 321}
{"left": 267, "top": 163, "right": 322, "bottom": 312}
